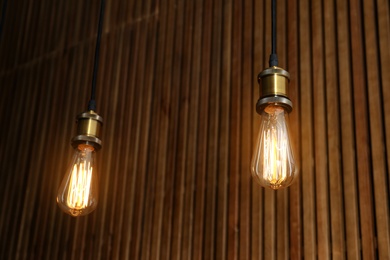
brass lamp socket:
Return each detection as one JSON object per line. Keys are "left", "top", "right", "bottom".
{"left": 256, "top": 66, "right": 292, "bottom": 114}
{"left": 71, "top": 110, "right": 103, "bottom": 150}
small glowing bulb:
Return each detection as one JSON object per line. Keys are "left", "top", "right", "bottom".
{"left": 251, "top": 104, "right": 297, "bottom": 189}
{"left": 57, "top": 144, "right": 98, "bottom": 216}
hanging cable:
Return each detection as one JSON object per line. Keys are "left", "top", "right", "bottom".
{"left": 88, "top": 0, "right": 105, "bottom": 111}
{"left": 269, "top": 0, "right": 278, "bottom": 67}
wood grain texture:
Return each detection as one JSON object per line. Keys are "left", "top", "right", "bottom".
{"left": 251, "top": 0, "right": 264, "bottom": 259}
{"left": 287, "top": 0, "right": 302, "bottom": 258}
{"left": 311, "top": 1, "right": 331, "bottom": 259}
{"left": 362, "top": 0, "right": 390, "bottom": 258}
{"left": 349, "top": 0, "right": 376, "bottom": 258}
{"left": 299, "top": 0, "right": 317, "bottom": 258}
{"left": 0, "top": 0, "right": 389, "bottom": 259}
{"left": 336, "top": 0, "right": 360, "bottom": 258}
{"left": 323, "top": 0, "right": 345, "bottom": 259}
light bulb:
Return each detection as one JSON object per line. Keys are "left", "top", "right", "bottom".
{"left": 57, "top": 144, "right": 98, "bottom": 216}
{"left": 251, "top": 104, "right": 297, "bottom": 189}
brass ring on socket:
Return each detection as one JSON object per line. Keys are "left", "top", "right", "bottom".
{"left": 72, "top": 135, "right": 102, "bottom": 150}
{"left": 256, "top": 96, "right": 293, "bottom": 114}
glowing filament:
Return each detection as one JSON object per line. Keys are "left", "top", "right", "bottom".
{"left": 262, "top": 124, "right": 288, "bottom": 186}
{"left": 66, "top": 162, "right": 93, "bottom": 209}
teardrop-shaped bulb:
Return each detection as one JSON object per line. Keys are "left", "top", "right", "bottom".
{"left": 251, "top": 104, "right": 298, "bottom": 189}
{"left": 57, "top": 144, "right": 98, "bottom": 216}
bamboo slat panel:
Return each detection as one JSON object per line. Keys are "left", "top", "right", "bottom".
{"left": 0, "top": 0, "right": 389, "bottom": 259}
{"left": 299, "top": 0, "right": 316, "bottom": 258}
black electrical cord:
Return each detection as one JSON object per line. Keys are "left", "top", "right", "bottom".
{"left": 88, "top": 0, "right": 105, "bottom": 111}
{"left": 269, "top": 0, "right": 278, "bottom": 67}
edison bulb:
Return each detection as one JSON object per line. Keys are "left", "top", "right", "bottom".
{"left": 57, "top": 144, "right": 98, "bottom": 216}
{"left": 251, "top": 104, "right": 297, "bottom": 189}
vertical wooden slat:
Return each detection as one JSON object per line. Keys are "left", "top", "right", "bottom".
{"left": 202, "top": 0, "right": 216, "bottom": 256}
{"left": 216, "top": 0, "right": 232, "bottom": 258}
{"left": 204, "top": 0, "right": 222, "bottom": 257}
{"left": 191, "top": 0, "right": 209, "bottom": 257}
{"left": 130, "top": 9, "right": 157, "bottom": 248}
{"left": 160, "top": 0, "right": 184, "bottom": 258}
{"left": 109, "top": 26, "right": 132, "bottom": 260}
{"left": 251, "top": 0, "right": 264, "bottom": 258}
{"left": 149, "top": 0, "right": 176, "bottom": 257}
{"left": 312, "top": 1, "right": 331, "bottom": 259}
{"left": 180, "top": 0, "right": 198, "bottom": 258}
{"left": 362, "top": 0, "right": 390, "bottom": 257}
{"left": 299, "top": 0, "right": 317, "bottom": 258}
{"left": 145, "top": 2, "right": 171, "bottom": 259}
{"left": 102, "top": 29, "right": 124, "bottom": 260}
{"left": 377, "top": 0, "right": 390, "bottom": 193}
{"left": 116, "top": 25, "right": 137, "bottom": 260}
{"left": 336, "top": 0, "right": 360, "bottom": 258}
{"left": 349, "top": 0, "right": 376, "bottom": 258}
{"left": 170, "top": 0, "right": 192, "bottom": 257}
{"left": 102, "top": 30, "right": 125, "bottom": 260}
{"left": 287, "top": 0, "right": 302, "bottom": 258}
{"left": 124, "top": 16, "right": 152, "bottom": 260}
{"left": 125, "top": 17, "right": 145, "bottom": 260}
{"left": 323, "top": 0, "right": 346, "bottom": 258}
{"left": 228, "top": 0, "right": 242, "bottom": 259}
{"left": 263, "top": 187, "right": 276, "bottom": 260}
{"left": 240, "top": 0, "right": 252, "bottom": 258}
{"left": 111, "top": 24, "right": 133, "bottom": 259}
{"left": 135, "top": 16, "right": 158, "bottom": 260}
{"left": 276, "top": 189, "right": 288, "bottom": 260}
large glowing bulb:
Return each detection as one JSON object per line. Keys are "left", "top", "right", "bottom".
{"left": 251, "top": 104, "right": 297, "bottom": 189}
{"left": 57, "top": 144, "right": 98, "bottom": 216}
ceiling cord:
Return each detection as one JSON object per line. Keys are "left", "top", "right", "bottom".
{"left": 269, "top": 0, "right": 278, "bottom": 67}
{"left": 88, "top": 0, "right": 105, "bottom": 111}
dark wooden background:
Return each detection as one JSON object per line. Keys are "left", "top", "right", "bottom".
{"left": 0, "top": 0, "right": 389, "bottom": 259}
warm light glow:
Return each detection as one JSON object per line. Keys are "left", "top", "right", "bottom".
{"left": 57, "top": 144, "right": 98, "bottom": 216}
{"left": 251, "top": 105, "right": 297, "bottom": 189}
{"left": 66, "top": 162, "right": 93, "bottom": 210}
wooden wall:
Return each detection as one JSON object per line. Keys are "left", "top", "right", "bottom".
{"left": 0, "top": 0, "right": 389, "bottom": 259}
